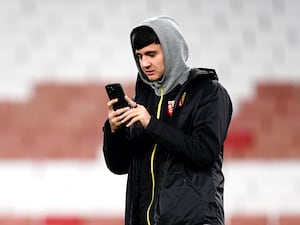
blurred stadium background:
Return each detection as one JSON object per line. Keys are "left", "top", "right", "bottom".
{"left": 0, "top": 0, "right": 299, "bottom": 224}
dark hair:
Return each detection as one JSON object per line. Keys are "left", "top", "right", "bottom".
{"left": 131, "top": 26, "right": 160, "bottom": 50}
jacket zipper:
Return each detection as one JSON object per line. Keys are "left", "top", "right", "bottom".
{"left": 146, "top": 87, "right": 164, "bottom": 225}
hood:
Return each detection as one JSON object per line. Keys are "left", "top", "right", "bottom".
{"left": 130, "top": 16, "right": 191, "bottom": 96}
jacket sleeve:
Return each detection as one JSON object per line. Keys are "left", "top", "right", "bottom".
{"left": 145, "top": 80, "right": 232, "bottom": 167}
{"left": 102, "top": 120, "right": 134, "bottom": 174}
{"left": 102, "top": 75, "right": 151, "bottom": 175}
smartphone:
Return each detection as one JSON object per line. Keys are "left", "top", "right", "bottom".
{"left": 105, "top": 83, "right": 129, "bottom": 110}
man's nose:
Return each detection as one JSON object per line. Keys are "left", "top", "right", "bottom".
{"left": 141, "top": 58, "right": 151, "bottom": 68}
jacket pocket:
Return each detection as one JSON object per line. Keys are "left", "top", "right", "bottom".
{"left": 157, "top": 173, "right": 210, "bottom": 225}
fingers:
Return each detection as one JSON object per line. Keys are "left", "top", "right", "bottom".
{"left": 121, "top": 104, "right": 151, "bottom": 128}
{"left": 125, "top": 115, "right": 141, "bottom": 127}
{"left": 107, "top": 96, "right": 150, "bottom": 131}
{"left": 107, "top": 98, "right": 118, "bottom": 111}
{"left": 107, "top": 99, "right": 130, "bottom": 133}
{"left": 125, "top": 95, "right": 138, "bottom": 108}
{"left": 121, "top": 109, "right": 139, "bottom": 123}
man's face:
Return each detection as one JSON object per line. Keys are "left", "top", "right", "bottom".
{"left": 135, "top": 43, "right": 165, "bottom": 81}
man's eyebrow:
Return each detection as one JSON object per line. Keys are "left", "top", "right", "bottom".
{"left": 144, "top": 50, "right": 157, "bottom": 55}
{"left": 135, "top": 50, "right": 158, "bottom": 56}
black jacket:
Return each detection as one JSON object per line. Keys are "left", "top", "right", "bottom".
{"left": 103, "top": 68, "right": 233, "bottom": 225}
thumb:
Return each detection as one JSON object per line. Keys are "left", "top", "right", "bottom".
{"left": 125, "top": 95, "right": 138, "bottom": 108}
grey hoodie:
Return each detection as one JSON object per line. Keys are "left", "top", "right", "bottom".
{"left": 130, "top": 16, "right": 191, "bottom": 96}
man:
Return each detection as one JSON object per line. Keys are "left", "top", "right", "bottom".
{"left": 103, "top": 16, "right": 232, "bottom": 225}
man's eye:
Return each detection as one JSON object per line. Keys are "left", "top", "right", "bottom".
{"left": 149, "top": 53, "right": 155, "bottom": 57}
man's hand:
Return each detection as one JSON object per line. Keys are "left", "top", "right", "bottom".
{"left": 120, "top": 96, "right": 152, "bottom": 129}
{"left": 107, "top": 98, "right": 130, "bottom": 133}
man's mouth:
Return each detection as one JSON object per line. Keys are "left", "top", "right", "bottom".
{"left": 145, "top": 70, "right": 155, "bottom": 76}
